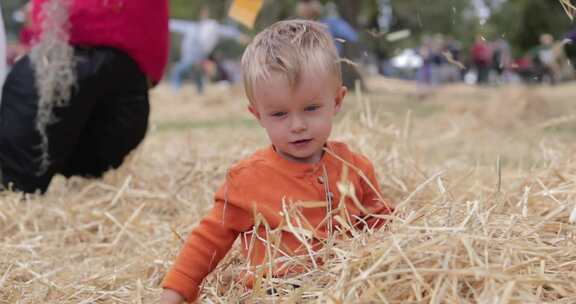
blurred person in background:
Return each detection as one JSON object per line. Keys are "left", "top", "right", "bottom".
{"left": 490, "top": 38, "right": 512, "bottom": 84}
{"left": 531, "top": 33, "right": 570, "bottom": 84}
{"left": 296, "top": 0, "right": 364, "bottom": 90}
{"left": 470, "top": 35, "right": 492, "bottom": 85}
{"left": 204, "top": 49, "right": 242, "bottom": 85}
{"left": 416, "top": 36, "right": 433, "bottom": 85}
{"left": 169, "top": 7, "right": 245, "bottom": 94}
{"left": 6, "top": 1, "right": 34, "bottom": 65}
{"left": 319, "top": 2, "right": 359, "bottom": 56}
{"left": 442, "top": 35, "right": 463, "bottom": 83}
{"left": 428, "top": 34, "right": 445, "bottom": 85}
{"left": 565, "top": 28, "right": 576, "bottom": 73}
{"left": 15, "top": 2, "right": 34, "bottom": 48}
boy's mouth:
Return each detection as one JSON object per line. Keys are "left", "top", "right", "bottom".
{"left": 290, "top": 139, "right": 312, "bottom": 146}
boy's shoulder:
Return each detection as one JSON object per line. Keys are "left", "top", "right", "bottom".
{"left": 327, "top": 141, "right": 352, "bottom": 155}
{"left": 225, "top": 146, "right": 276, "bottom": 180}
{"left": 224, "top": 142, "right": 375, "bottom": 182}
{"left": 327, "top": 141, "right": 374, "bottom": 169}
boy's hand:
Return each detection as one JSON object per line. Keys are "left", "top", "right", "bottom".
{"left": 160, "top": 289, "right": 186, "bottom": 304}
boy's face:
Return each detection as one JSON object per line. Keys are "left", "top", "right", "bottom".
{"left": 249, "top": 70, "right": 346, "bottom": 164}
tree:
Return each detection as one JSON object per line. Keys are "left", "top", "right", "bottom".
{"left": 389, "top": 0, "right": 477, "bottom": 43}
{"left": 487, "top": 0, "right": 572, "bottom": 56}
{"left": 169, "top": 0, "right": 230, "bottom": 20}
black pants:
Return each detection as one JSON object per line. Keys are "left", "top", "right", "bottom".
{"left": 0, "top": 47, "right": 149, "bottom": 193}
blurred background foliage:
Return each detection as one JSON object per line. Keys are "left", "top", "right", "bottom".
{"left": 164, "top": 0, "right": 571, "bottom": 59}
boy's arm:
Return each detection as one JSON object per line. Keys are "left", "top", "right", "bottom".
{"left": 160, "top": 289, "right": 185, "bottom": 304}
{"left": 162, "top": 183, "right": 252, "bottom": 302}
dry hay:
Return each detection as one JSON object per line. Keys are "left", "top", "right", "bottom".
{"left": 2, "top": 81, "right": 576, "bottom": 303}
{"left": 30, "top": 0, "right": 76, "bottom": 174}
{"left": 365, "top": 78, "right": 555, "bottom": 130}
{"left": 453, "top": 86, "right": 554, "bottom": 129}
{"left": 559, "top": 0, "right": 576, "bottom": 20}
{"left": 366, "top": 77, "right": 418, "bottom": 96}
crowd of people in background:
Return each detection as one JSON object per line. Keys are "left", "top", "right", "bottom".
{"left": 386, "top": 31, "right": 575, "bottom": 87}
{"left": 2, "top": 0, "right": 576, "bottom": 93}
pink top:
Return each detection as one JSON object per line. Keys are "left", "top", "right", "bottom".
{"left": 32, "top": 0, "right": 169, "bottom": 83}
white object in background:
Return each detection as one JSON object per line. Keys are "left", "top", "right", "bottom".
{"left": 0, "top": 3, "right": 7, "bottom": 99}
{"left": 386, "top": 29, "right": 411, "bottom": 42}
{"left": 391, "top": 49, "right": 423, "bottom": 69}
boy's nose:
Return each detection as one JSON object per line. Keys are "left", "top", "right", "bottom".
{"left": 289, "top": 114, "right": 307, "bottom": 133}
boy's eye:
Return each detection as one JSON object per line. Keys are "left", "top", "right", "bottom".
{"left": 305, "top": 105, "right": 320, "bottom": 112}
{"left": 271, "top": 112, "right": 286, "bottom": 117}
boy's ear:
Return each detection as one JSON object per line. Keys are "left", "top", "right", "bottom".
{"left": 334, "top": 86, "right": 347, "bottom": 113}
{"left": 248, "top": 103, "right": 261, "bottom": 121}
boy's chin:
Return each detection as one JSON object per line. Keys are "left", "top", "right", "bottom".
{"left": 282, "top": 150, "right": 323, "bottom": 163}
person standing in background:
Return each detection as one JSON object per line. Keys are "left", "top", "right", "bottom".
{"left": 6, "top": 1, "right": 34, "bottom": 65}
{"left": 296, "top": 0, "right": 364, "bottom": 90}
{"left": 471, "top": 35, "right": 492, "bottom": 85}
{"left": 169, "top": 7, "right": 244, "bottom": 94}
{"left": 490, "top": 38, "right": 512, "bottom": 84}
{"left": 565, "top": 29, "right": 576, "bottom": 74}
{"left": 17, "top": 2, "right": 35, "bottom": 51}
{"left": 531, "top": 33, "right": 568, "bottom": 84}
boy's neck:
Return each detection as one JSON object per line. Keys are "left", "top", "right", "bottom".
{"left": 271, "top": 143, "right": 327, "bottom": 165}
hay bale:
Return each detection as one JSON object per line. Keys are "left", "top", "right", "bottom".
{"left": 2, "top": 79, "right": 576, "bottom": 303}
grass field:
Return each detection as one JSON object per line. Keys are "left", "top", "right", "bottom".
{"left": 2, "top": 78, "right": 576, "bottom": 303}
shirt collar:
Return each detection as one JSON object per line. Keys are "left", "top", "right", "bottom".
{"left": 264, "top": 142, "right": 336, "bottom": 176}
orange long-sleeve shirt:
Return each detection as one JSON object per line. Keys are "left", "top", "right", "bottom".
{"left": 162, "top": 141, "right": 393, "bottom": 302}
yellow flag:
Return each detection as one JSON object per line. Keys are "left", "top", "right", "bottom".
{"left": 228, "top": 0, "right": 264, "bottom": 29}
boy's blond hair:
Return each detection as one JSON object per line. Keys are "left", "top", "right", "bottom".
{"left": 241, "top": 19, "right": 342, "bottom": 104}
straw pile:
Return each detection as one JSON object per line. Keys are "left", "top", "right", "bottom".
{"left": 2, "top": 80, "right": 576, "bottom": 303}
{"left": 559, "top": 0, "right": 576, "bottom": 20}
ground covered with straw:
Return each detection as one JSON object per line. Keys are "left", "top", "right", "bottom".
{"left": 2, "top": 79, "right": 576, "bottom": 303}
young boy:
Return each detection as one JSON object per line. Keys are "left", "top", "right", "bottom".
{"left": 161, "top": 20, "right": 393, "bottom": 303}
